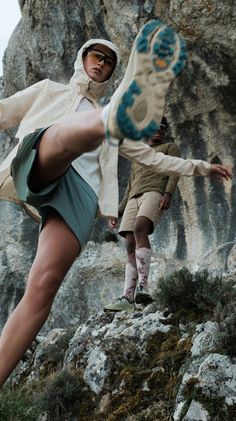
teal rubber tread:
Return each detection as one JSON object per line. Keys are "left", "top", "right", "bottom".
{"left": 152, "top": 27, "right": 186, "bottom": 74}
{"left": 137, "top": 19, "right": 163, "bottom": 53}
{"left": 172, "top": 39, "right": 187, "bottom": 76}
{"left": 115, "top": 20, "right": 187, "bottom": 141}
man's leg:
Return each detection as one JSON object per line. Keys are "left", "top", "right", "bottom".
{"left": 123, "top": 232, "right": 138, "bottom": 302}
{"left": 134, "top": 216, "right": 153, "bottom": 290}
{"left": 0, "top": 210, "right": 80, "bottom": 387}
{"left": 120, "top": 200, "right": 139, "bottom": 303}
{"left": 133, "top": 216, "right": 155, "bottom": 304}
{"left": 103, "top": 231, "right": 138, "bottom": 312}
{"left": 134, "top": 191, "right": 163, "bottom": 303}
{"left": 104, "top": 200, "right": 139, "bottom": 311}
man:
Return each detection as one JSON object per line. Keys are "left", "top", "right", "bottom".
{"left": 104, "top": 117, "right": 181, "bottom": 311}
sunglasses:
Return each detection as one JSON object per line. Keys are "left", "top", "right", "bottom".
{"left": 87, "top": 48, "right": 116, "bottom": 68}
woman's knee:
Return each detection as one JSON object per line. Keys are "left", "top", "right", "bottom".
{"left": 47, "top": 124, "right": 77, "bottom": 158}
{"left": 26, "top": 265, "right": 64, "bottom": 307}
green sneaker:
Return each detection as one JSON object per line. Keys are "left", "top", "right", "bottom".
{"left": 135, "top": 285, "right": 154, "bottom": 304}
{"left": 104, "top": 296, "right": 137, "bottom": 312}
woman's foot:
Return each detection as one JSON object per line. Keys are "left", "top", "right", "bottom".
{"left": 107, "top": 19, "right": 187, "bottom": 140}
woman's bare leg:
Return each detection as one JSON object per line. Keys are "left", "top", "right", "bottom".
{"left": 0, "top": 210, "right": 80, "bottom": 387}
{"left": 30, "top": 109, "right": 105, "bottom": 191}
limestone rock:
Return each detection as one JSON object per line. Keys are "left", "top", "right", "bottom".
{"left": 190, "top": 321, "right": 219, "bottom": 357}
{"left": 174, "top": 354, "right": 236, "bottom": 420}
{"left": 227, "top": 244, "right": 236, "bottom": 273}
{"left": 64, "top": 308, "right": 170, "bottom": 394}
{"left": 28, "top": 328, "right": 73, "bottom": 382}
{"left": 182, "top": 400, "right": 210, "bottom": 421}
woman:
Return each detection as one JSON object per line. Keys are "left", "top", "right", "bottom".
{"left": 0, "top": 19, "right": 231, "bottom": 387}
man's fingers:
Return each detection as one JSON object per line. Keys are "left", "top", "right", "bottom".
{"left": 159, "top": 201, "right": 169, "bottom": 211}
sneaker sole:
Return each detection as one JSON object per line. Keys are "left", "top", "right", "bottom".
{"left": 110, "top": 19, "right": 187, "bottom": 140}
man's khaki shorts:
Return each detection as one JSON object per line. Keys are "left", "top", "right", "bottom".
{"left": 118, "top": 191, "right": 163, "bottom": 237}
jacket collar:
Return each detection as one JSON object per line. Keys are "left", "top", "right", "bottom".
{"left": 69, "top": 38, "right": 120, "bottom": 101}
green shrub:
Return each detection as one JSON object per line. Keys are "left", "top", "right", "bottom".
{"left": 0, "top": 388, "right": 39, "bottom": 421}
{"left": 215, "top": 302, "right": 236, "bottom": 356}
{"left": 37, "top": 369, "right": 81, "bottom": 420}
{"left": 99, "top": 229, "right": 118, "bottom": 242}
{"left": 154, "top": 267, "right": 234, "bottom": 321}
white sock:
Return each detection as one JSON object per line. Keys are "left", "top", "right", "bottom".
{"left": 135, "top": 247, "right": 152, "bottom": 288}
{"left": 123, "top": 262, "right": 138, "bottom": 302}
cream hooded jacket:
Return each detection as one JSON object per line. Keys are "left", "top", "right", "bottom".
{"left": 0, "top": 39, "right": 211, "bottom": 219}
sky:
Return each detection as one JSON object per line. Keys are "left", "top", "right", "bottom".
{"left": 0, "top": 0, "right": 21, "bottom": 75}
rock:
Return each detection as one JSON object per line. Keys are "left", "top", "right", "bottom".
{"left": 182, "top": 400, "right": 210, "bottom": 421}
{"left": 173, "top": 353, "right": 236, "bottom": 420}
{"left": 190, "top": 321, "right": 219, "bottom": 357}
{"left": 196, "top": 354, "right": 236, "bottom": 399}
{"left": 41, "top": 241, "right": 127, "bottom": 334}
{"left": 227, "top": 244, "right": 236, "bottom": 273}
{"left": 64, "top": 308, "right": 171, "bottom": 394}
{"left": 83, "top": 346, "right": 109, "bottom": 395}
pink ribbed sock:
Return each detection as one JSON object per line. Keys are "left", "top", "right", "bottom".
{"left": 123, "top": 262, "right": 138, "bottom": 302}
{"left": 135, "top": 247, "right": 151, "bottom": 288}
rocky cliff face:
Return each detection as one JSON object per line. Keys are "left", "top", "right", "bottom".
{"left": 3, "top": 269, "right": 236, "bottom": 420}
{"left": 0, "top": 0, "right": 235, "bottom": 374}
{"left": 0, "top": 0, "right": 235, "bottom": 331}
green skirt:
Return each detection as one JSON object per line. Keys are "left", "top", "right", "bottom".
{"left": 11, "top": 128, "right": 98, "bottom": 248}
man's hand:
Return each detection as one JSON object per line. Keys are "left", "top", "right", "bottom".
{"left": 159, "top": 192, "right": 172, "bottom": 211}
{"left": 108, "top": 217, "right": 118, "bottom": 229}
{"left": 210, "top": 164, "right": 232, "bottom": 181}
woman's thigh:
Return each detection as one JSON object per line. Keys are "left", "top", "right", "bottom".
{"left": 30, "top": 110, "right": 103, "bottom": 192}
{"left": 25, "top": 209, "right": 80, "bottom": 300}
{"left": 29, "top": 125, "right": 75, "bottom": 192}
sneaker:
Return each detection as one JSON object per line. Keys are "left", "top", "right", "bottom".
{"left": 135, "top": 285, "right": 154, "bottom": 304}
{"left": 104, "top": 296, "right": 138, "bottom": 312}
{"left": 107, "top": 19, "right": 187, "bottom": 140}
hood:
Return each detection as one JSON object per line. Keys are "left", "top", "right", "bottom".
{"left": 70, "top": 38, "right": 120, "bottom": 101}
